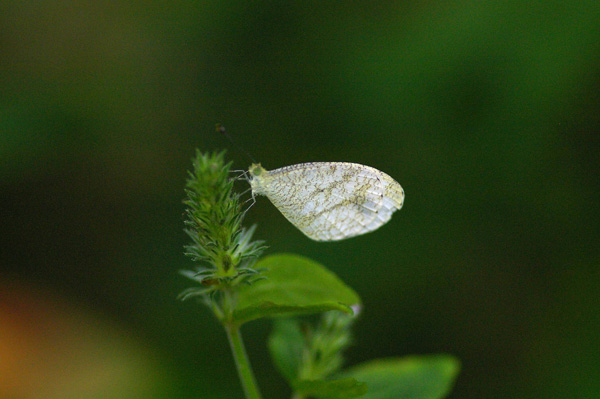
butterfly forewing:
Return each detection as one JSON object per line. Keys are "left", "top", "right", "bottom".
{"left": 252, "top": 162, "right": 404, "bottom": 241}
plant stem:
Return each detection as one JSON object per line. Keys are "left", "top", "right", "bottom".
{"left": 225, "top": 323, "right": 263, "bottom": 399}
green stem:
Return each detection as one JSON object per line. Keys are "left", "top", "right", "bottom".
{"left": 225, "top": 323, "right": 263, "bottom": 399}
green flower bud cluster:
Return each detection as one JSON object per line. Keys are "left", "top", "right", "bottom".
{"left": 179, "top": 151, "right": 265, "bottom": 313}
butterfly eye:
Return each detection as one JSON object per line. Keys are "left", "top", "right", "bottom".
{"left": 249, "top": 164, "right": 264, "bottom": 177}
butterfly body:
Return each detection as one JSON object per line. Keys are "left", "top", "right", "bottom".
{"left": 249, "top": 162, "right": 404, "bottom": 241}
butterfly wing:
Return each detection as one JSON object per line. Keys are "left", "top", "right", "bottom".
{"left": 261, "top": 162, "right": 404, "bottom": 241}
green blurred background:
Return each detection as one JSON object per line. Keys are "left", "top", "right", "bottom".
{"left": 1, "top": 1, "right": 599, "bottom": 398}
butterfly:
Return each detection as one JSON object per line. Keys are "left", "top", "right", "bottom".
{"left": 247, "top": 162, "right": 404, "bottom": 241}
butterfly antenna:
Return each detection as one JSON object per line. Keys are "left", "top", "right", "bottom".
{"left": 216, "top": 123, "right": 257, "bottom": 164}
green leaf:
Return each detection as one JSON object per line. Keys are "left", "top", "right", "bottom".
{"left": 268, "top": 318, "right": 305, "bottom": 382}
{"left": 344, "top": 355, "right": 460, "bottom": 399}
{"left": 234, "top": 254, "right": 360, "bottom": 325}
{"left": 295, "top": 378, "right": 368, "bottom": 399}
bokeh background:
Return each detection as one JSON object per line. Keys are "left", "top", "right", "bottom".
{"left": 2, "top": 1, "right": 599, "bottom": 398}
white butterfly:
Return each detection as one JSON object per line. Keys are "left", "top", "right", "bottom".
{"left": 248, "top": 162, "right": 404, "bottom": 241}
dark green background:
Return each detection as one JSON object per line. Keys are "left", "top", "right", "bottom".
{"left": 1, "top": 1, "right": 599, "bottom": 398}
